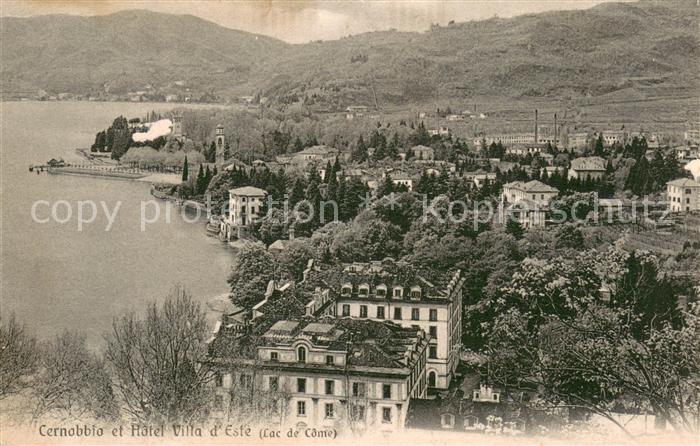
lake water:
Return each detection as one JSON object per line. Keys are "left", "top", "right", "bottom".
{"left": 1, "top": 101, "right": 234, "bottom": 348}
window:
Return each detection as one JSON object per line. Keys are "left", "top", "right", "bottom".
{"left": 393, "top": 287, "right": 403, "bottom": 298}
{"left": 429, "top": 309, "right": 438, "bottom": 321}
{"left": 341, "top": 284, "right": 352, "bottom": 295}
{"left": 325, "top": 380, "right": 335, "bottom": 395}
{"left": 342, "top": 304, "right": 350, "bottom": 317}
{"left": 411, "top": 308, "right": 420, "bottom": 320}
{"left": 382, "top": 384, "right": 392, "bottom": 399}
{"left": 270, "top": 351, "right": 278, "bottom": 362}
{"left": 393, "top": 308, "right": 402, "bottom": 320}
{"left": 441, "top": 413, "right": 455, "bottom": 429}
{"left": 493, "top": 393, "right": 500, "bottom": 402}
{"left": 429, "top": 326, "right": 437, "bottom": 339}
{"left": 269, "top": 376, "right": 278, "bottom": 391}
{"left": 429, "top": 346, "right": 437, "bottom": 359}
{"left": 376, "top": 286, "right": 387, "bottom": 297}
{"left": 240, "top": 373, "right": 253, "bottom": 391}
{"left": 297, "top": 401, "right": 306, "bottom": 416}
{"left": 411, "top": 288, "right": 422, "bottom": 299}
{"left": 352, "top": 382, "right": 367, "bottom": 397}
{"left": 473, "top": 391, "right": 480, "bottom": 400}
{"left": 428, "top": 371, "right": 437, "bottom": 387}
{"left": 358, "top": 285, "right": 369, "bottom": 296}
{"left": 360, "top": 305, "right": 368, "bottom": 318}
{"left": 686, "top": 189, "right": 692, "bottom": 194}
{"left": 465, "top": 417, "right": 477, "bottom": 428}
{"left": 214, "top": 372, "right": 223, "bottom": 387}
{"left": 382, "top": 407, "right": 392, "bottom": 423}
{"left": 325, "top": 403, "right": 334, "bottom": 418}
{"left": 297, "top": 346, "right": 307, "bottom": 363}
{"left": 376, "top": 307, "right": 385, "bottom": 319}
{"left": 350, "top": 404, "right": 366, "bottom": 421}
{"left": 297, "top": 378, "right": 306, "bottom": 393}
{"left": 325, "top": 355, "right": 334, "bottom": 366}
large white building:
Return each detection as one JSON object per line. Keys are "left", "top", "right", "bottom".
{"left": 207, "top": 318, "right": 429, "bottom": 432}
{"left": 329, "top": 260, "right": 464, "bottom": 390}
{"left": 220, "top": 186, "right": 266, "bottom": 240}
{"left": 667, "top": 178, "right": 700, "bottom": 213}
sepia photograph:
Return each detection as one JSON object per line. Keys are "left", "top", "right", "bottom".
{"left": 0, "top": 0, "right": 698, "bottom": 445}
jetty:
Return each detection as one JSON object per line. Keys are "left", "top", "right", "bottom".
{"left": 29, "top": 161, "right": 181, "bottom": 184}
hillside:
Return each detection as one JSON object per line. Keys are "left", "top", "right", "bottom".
{"left": 0, "top": 10, "right": 287, "bottom": 97}
{"left": 1, "top": 1, "right": 698, "bottom": 105}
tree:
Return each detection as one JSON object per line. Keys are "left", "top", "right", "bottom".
{"left": 182, "top": 156, "right": 189, "bottom": 181}
{"left": 0, "top": 314, "right": 38, "bottom": 399}
{"left": 289, "top": 177, "right": 306, "bottom": 207}
{"left": 555, "top": 223, "right": 585, "bottom": 250}
{"left": 485, "top": 250, "right": 699, "bottom": 438}
{"left": 196, "top": 164, "right": 206, "bottom": 195}
{"left": 31, "top": 331, "right": 117, "bottom": 422}
{"left": 105, "top": 286, "right": 211, "bottom": 423}
{"left": 594, "top": 134, "right": 605, "bottom": 156}
{"left": 276, "top": 239, "right": 315, "bottom": 281}
{"left": 377, "top": 175, "right": 394, "bottom": 198}
{"left": 505, "top": 218, "right": 524, "bottom": 240}
{"left": 352, "top": 135, "right": 368, "bottom": 163}
{"left": 227, "top": 244, "right": 277, "bottom": 308}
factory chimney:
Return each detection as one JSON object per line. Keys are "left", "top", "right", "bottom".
{"left": 534, "top": 109, "right": 538, "bottom": 144}
{"left": 554, "top": 113, "right": 557, "bottom": 147}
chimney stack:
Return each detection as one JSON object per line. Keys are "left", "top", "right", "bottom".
{"left": 534, "top": 109, "right": 539, "bottom": 143}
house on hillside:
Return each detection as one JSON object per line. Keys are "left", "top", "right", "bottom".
{"left": 345, "top": 105, "right": 369, "bottom": 120}
{"left": 411, "top": 145, "right": 435, "bottom": 161}
{"left": 220, "top": 186, "right": 267, "bottom": 241}
{"left": 568, "top": 156, "right": 607, "bottom": 181}
{"left": 667, "top": 178, "right": 700, "bottom": 213}
{"left": 501, "top": 180, "right": 559, "bottom": 228}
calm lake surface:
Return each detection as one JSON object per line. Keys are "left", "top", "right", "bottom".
{"left": 1, "top": 101, "right": 234, "bottom": 348}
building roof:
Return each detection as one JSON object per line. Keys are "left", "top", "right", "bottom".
{"left": 667, "top": 178, "right": 700, "bottom": 188}
{"left": 570, "top": 156, "right": 607, "bottom": 171}
{"left": 503, "top": 180, "right": 558, "bottom": 193}
{"left": 209, "top": 316, "right": 428, "bottom": 373}
{"left": 229, "top": 186, "right": 266, "bottom": 196}
{"left": 315, "top": 259, "right": 462, "bottom": 304}
{"left": 411, "top": 145, "right": 434, "bottom": 152}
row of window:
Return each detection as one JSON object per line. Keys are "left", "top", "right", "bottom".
{"left": 295, "top": 378, "right": 392, "bottom": 399}
{"left": 216, "top": 373, "right": 396, "bottom": 401}
{"left": 670, "top": 196, "right": 693, "bottom": 204}
{"left": 270, "top": 348, "right": 337, "bottom": 366}
{"left": 296, "top": 401, "right": 392, "bottom": 423}
{"left": 341, "top": 284, "right": 422, "bottom": 299}
{"left": 341, "top": 305, "right": 438, "bottom": 322}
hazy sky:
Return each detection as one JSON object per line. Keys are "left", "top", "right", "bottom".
{"left": 2, "top": 0, "right": 628, "bottom": 43}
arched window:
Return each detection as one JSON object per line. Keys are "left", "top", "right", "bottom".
{"left": 376, "top": 285, "right": 387, "bottom": 297}
{"left": 297, "top": 346, "right": 307, "bottom": 363}
{"left": 358, "top": 284, "right": 369, "bottom": 297}
{"left": 341, "top": 284, "right": 352, "bottom": 296}
{"left": 428, "top": 371, "right": 437, "bottom": 388}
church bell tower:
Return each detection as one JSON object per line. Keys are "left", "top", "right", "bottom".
{"left": 215, "top": 124, "right": 225, "bottom": 167}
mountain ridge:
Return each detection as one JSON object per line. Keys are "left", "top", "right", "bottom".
{"left": 1, "top": 1, "right": 697, "bottom": 104}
